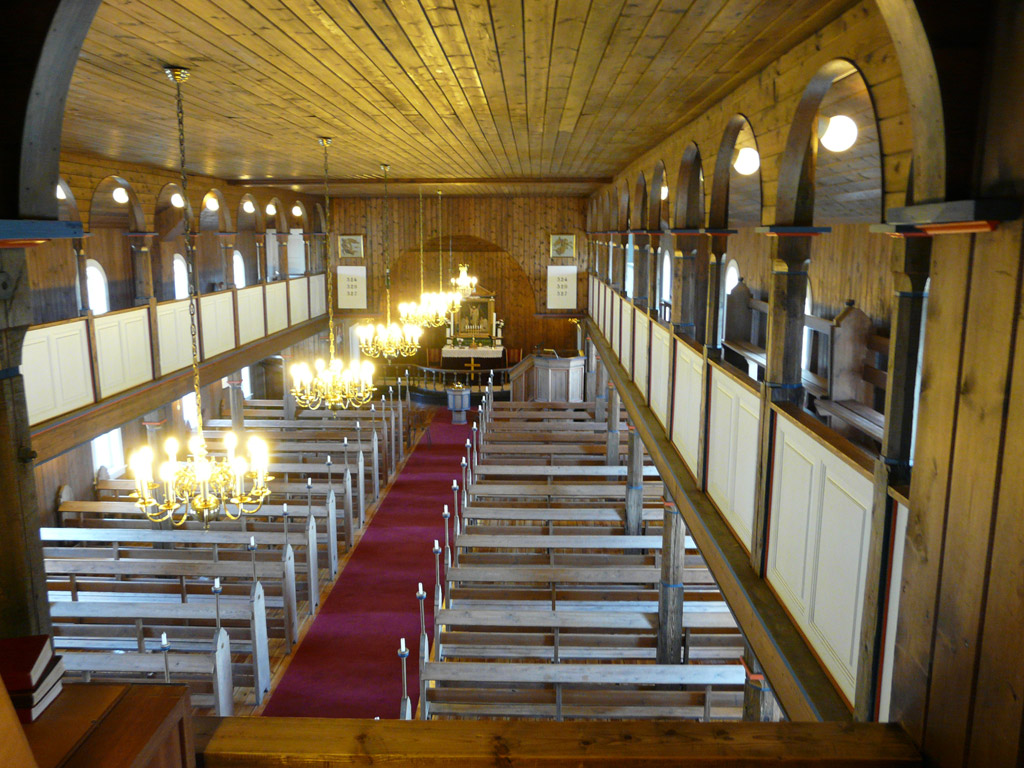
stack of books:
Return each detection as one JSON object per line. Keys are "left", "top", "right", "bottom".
{"left": 0, "top": 635, "right": 64, "bottom": 723}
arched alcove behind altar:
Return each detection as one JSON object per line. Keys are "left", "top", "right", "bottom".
{"left": 391, "top": 238, "right": 576, "bottom": 359}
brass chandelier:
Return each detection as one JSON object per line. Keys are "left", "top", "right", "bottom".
{"left": 451, "top": 264, "right": 478, "bottom": 298}
{"left": 405, "top": 191, "right": 461, "bottom": 327}
{"left": 290, "top": 137, "right": 375, "bottom": 410}
{"left": 129, "top": 66, "right": 272, "bottom": 528}
{"left": 358, "top": 164, "right": 423, "bottom": 358}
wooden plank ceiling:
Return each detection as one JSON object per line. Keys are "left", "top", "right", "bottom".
{"left": 64, "top": 0, "right": 859, "bottom": 197}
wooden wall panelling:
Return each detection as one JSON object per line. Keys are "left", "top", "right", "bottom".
{"left": 88, "top": 228, "right": 134, "bottom": 312}
{"left": 332, "top": 195, "right": 585, "bottom": 355}
{"left": 33, "top": 444, "right": 94, "bottom": 528}
{"left": 26, "top": 240, "right": 80, "bottom": 324}
{"left": 808, "top": 223, "right": 895, "bottom": 323}
{"left": 889, "top": 233, "right": 972, "bottom": 744}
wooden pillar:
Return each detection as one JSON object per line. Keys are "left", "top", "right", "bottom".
{"left": 742, "top": 647, "right": 775, "bottom": 721}
{"left": 585, "top": 338, "right": 597, "bottom": 402}
{"left": 131, "top": 237, "right": 155, "bottom": 305}
{"left": 605, "top": 383, "right": 619, "bottom": 466}
{"left": 854, "top": 238, "right": 931, "bottom": 721}
{"left": 226, "top": 376, "right": 246, "bottom": 433}
{"left": 750, "top": 237, "right": 811, "bottom": 574}
{"left": 633, "top": 234, "right": 650, "bottom": 311}
{"left": 281, "top": 354, "right": 296, "bottom": 420}
{"left": 656, "top": 500, "right": 685, "bottom": 663}
{"left": 624, "top": 425, "right": 643, "bottom": 535}
{"left": 142, "top": 409, "right": 168, "bottom": 453}
{"left": 0, "top": 247, "right": 50, "bottom": 637}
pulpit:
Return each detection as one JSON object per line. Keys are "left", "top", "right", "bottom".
{"left": 533, "top": 355, "right": 585, "bottom": 402}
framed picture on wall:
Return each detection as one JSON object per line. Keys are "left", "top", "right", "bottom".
{"left": 550, "top": 234, "right": 575, "bottom": 261}
{"left": 455, "top": 297, "right": 495, "bottom": 338}
{"left": 338, "top": 234, "right": 364, "bottom": 259}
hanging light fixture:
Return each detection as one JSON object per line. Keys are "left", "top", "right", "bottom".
{"left": 358, "top": 164, "right": 423, "bottom": 358}
{"left": 733, "top": 146, "right": 760, "bottom": 176}
{"left": 451, "top": 264, "right": 478, "bottom": 297}
{"left": 128, "top": 65, "right": 272, "bottom": 528}
{"left": 290, "top": 137, "right": 375, "bottom": 410}
{"left": 818, "top": 114, "right": 858, "bottom": 152}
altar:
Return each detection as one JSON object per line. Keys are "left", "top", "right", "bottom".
{"left": 442, "top": 345, "right": 504, "bottom": 359}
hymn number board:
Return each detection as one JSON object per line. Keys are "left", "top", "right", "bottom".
{"left": 336, "top": 266, "right": 367, "bottom": 309}
{"left": 547, "top": 266, "right": 577, "bottom": 309}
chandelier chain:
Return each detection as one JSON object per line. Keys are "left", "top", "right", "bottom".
{"left": 171, "top": 71, "right": 203, "bottom": 437}
{"left": 321, "top": 139, "right": 334, "bottom": 358}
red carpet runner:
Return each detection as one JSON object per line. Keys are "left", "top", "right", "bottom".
{"left": 262, "top": 408, "right": 469, "bottom": 718}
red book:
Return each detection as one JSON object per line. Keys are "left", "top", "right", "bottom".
{"left": 0, "top": 635, "right": 54, "bottom": 692}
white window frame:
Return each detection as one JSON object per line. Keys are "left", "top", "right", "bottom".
{"left": 85, "top": 259, "right": 110, "bottom": 315}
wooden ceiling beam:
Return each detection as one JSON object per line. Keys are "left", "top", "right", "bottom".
{"left": 229, "top": 176, "right": 613, "bottom": 187}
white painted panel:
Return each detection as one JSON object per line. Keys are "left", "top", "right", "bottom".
{"left": 266, "top": 282, "right": 288, "bottom": 334}
{"left": 200, "top": 293, "right": 235, "bottom": 359}
{"left": 95, "top": 308, "right": 153, "bottom": 398}
{"left": 611, "top": 296, "right": 621, "bottom": 355}
{"left": 766, "top": 415, "right": 875, "bottom": 702}
{"left": 649, "top": 323, "right": 671, "bottom": 428}
{"left": 670, "top": 340, "right": 703, "bottom": 475}
{"left": 879, "top": 501, "right": 909, "bottom": 722}
{"left": 22, "top": 321, "right": 93, "bottom": 425}
{"left": 310, "top": 274, "right": 326, "bottom": 318}
{"left": 768, "top": 433, "right": 816, "bottom": 607}
{"left": 812, "top": 475, "right": 869, "bottom": 673}
{"left": 604, "top": 284, "right": 612, "bottom": 336}
{"left": 156, "top": 300, "right": 192, "bottom": 376}
{"left": 620, "top": 299, "right": 633, "bottom": 373}
{"left": 289, "top": 277, "right": 309, "bottom": 324}
{"left": 706, "top": 368, "right": 761, "bottom": 551}
{"left": 633, "top": 308, "right": 649, "bottom": 398}
{"left": 236, "top": 287, "right": 265, "bottom": 345}
{"left": 588, "top": 276, "right": 595, "bottom": 318}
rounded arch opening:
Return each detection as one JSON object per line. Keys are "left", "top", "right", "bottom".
{"left": 199, "top": 189, "right": 231, "bottom": 232}
{"left": 710, "top": 115, "right": 762, "bottom": 229}
{"left": 237, "top": 193, "right": 264, "bottom": 233}
{"left": 89, "top": 176, "right": 145, "bottom": 232}
{"left": 673, "top": 142, "right": 706, "bottom": 230}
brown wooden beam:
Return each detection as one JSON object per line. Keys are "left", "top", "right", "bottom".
{"left": 229, "top": 176, "right": 613, "bottom": 187}
{"left": 194, "top": 716, "right": 920, "bottom": 766}
{"left": 30, "top": 316, "right": 327, "bottom": 464}
{"left": 587, "top": 318, "right": 851, "bottom": 722}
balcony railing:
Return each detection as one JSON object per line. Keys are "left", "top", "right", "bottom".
{"left": 22, "top": 274, "right": 327, "bottom": 427}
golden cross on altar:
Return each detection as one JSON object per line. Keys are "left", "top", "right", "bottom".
{"left": 465, "top": 358, "right": 480, "bottom": 372}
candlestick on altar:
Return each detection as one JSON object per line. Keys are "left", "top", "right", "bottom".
{"left": 442, "top": 505, "right": 451, "bottom": 570}
{"left": 398, "top": 637, "right": 412, "bottom": 720}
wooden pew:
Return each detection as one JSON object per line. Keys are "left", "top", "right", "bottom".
{"left": 63, "top": 627, "right": 234, "bottom": 716}
{"left": 434, "top": 606, "right": 741, "bottom": 663}
{"left": 50, "top": 581, "right": 272, "bottom": 705}
{"left": 420, "top": 661, "right": 745, "bottom": 721}
{"left": 43, "top": 546, "right": 301, "bottom": 649}
{"left": 57, "top": 493, "right": 343, "bottom": 577}
{"left": 467, "top": 482, "right": 664, "bottom": 503}
{"left": 40, "top": 524, "right": 319, "bottom": 618}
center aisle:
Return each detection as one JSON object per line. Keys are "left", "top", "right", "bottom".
{"left": 262, "top": 407, "right": 469, "bottom": 719}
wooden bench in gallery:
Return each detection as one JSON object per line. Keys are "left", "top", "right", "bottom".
{"left": 61, "top": 627, "right": 235, "bottom": 716}
{"left": 722, "top": 282, "right": 888, "bottom": 442}
{"left": 419, "top": 661, "right": 745, "bottom": 721}
{"left": 472, "top": 464, "right": 660, "bottom": 481}
{"left": 466, "top": 482, "right": 664, "bottom": 503}
{"left": 42, "top": 540, "right": 302, "bottom": 652}
{"left": 49, "top": 581, "right": 272, "bottom": 705}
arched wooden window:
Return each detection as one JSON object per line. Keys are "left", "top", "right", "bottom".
{"left": 173, "top": 254, "right": 189, "bottom": 300}
{"left": 233, "top": 250, "right": 247, "bottom": 289}
{"left": 85, "top": 259, "right": 110, "bottom": 315}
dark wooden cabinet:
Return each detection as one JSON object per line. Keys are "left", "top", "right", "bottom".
{"left": 23, "top": 684, "right": 194, "bottom": 768}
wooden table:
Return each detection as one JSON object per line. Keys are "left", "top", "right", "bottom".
{"left": 23, "top": 684, "right": 194, "bottom": 768}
